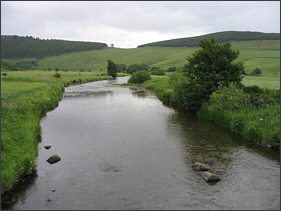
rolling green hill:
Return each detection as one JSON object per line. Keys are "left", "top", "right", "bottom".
{"left": 3, "top": 40, "right": 278, "bottom": 76}
{"left": 1, "top": 32, "right": 280, "bottom": 77}
{"left": 137, "top": 31, "right": 280, "bottom": 48}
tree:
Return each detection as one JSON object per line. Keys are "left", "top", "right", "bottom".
{"left": 116, "top": 63, "right": 126, "bottom": 73}
{"left": 251, "top": 67, "right": 262, "bottom": 75}
{"left": 167, "top": 66, "right": 177, "bottom": 72}
{"left": 128, "top": 70, "right": 151, "bottom": 84}
{"left": 182, "top": 37, "right": 244, "bottom": 112}
{"left": 127, "top": 63, "right": 150, "bottom": 73}
{"left": 107, "top": 60, "right": 117, "bottom": 78}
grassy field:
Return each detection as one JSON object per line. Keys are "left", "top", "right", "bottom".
{"left": 1, "top": 81, "right": 47, "bottom": 94}
{"left": 2, "top": 40, "right": 279, "bottom": 77}
{"left": 242, "top": 76, "right": 280, "bottom": 89}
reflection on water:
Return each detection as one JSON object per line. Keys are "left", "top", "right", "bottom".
{"left": 2, "top": 76, "right": 280, "bottom": 210}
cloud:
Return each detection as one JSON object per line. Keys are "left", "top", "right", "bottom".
{"left": 1, "top": 1, "right": 280, "bottom": 48}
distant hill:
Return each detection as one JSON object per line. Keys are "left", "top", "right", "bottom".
{"left": 1, "top": 35, "right": 108, "bottom": 59}
{"left": 137, "top": 31, "right": 280, "bottom": 48}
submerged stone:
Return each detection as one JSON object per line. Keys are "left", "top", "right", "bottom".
{"left": 202, "top": 172, "right": 220, "bottom": 182}
{"left": 191, "top": 154, "right": 205, "bottom": 164}
{"left": 46, "top": 155, "right": 61, "bottom": 164}
{"left": 192, "top": 162, "right": 211, "bottom": 171}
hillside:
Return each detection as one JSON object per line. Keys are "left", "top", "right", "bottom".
{"left": 137, "top": 31, "right": 280, "bottom": 48}
{"left": 1, "top": 35, "right": 108, "bottom": 59}
{"left": 2, "top": 40, "right": 278, "bottom": 77}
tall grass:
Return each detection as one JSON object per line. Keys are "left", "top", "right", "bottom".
{"left": 197, "top": 85, "right": 280, "bottom": 148}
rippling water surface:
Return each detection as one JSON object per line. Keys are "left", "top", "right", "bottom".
{"left": 2, "top": 76, "right": 280, "bottom": 210}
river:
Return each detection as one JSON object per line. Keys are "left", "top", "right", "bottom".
{"left": 2, "top": 76, "right": 280, "bottom": 210}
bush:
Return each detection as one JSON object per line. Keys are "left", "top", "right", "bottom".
{"left": 128, "top": 70, "right": 151, "bottom": 84}
{"left": 251, "top": 68, "right": 262, "bottom": 75}
{"left": 208, "top": 84, "right": 250, "bottom": 112}
{"left": 169, "top": 70, "right": 189, "bottom": 105}
{"left": 2, "top": 73, "right": 8, "bottom": 77}
{"left": 53, "top": 73, "right": 61, "bottom": 78}
{"left": 151, "top": 69, "right": 166, "bottom": 76}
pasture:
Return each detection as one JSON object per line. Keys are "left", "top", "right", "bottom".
{"left": 2, "top": 40, "right": 279, "bottom": 77}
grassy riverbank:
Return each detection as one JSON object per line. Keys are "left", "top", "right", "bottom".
{"left": 141, "top": 75, "right": 280, "bottom": 149}
{"left": 1, "top": 71, "right": 127, "bottom": 194}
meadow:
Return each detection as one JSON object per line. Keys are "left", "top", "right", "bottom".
{"left": 2, "top": 40, "right": 280, "bottom": 77}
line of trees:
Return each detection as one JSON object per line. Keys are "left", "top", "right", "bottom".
{"left": 1, "top": 35, "right": 108, "bottom": 59}
{"left": 138, "top": 31, "right": 280, "bottom": 48}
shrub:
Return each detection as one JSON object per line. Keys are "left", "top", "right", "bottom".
{"left": 128, "top": 70, "right": 151, "bottom": 84}
{"left": 208, "top": 84, "right": 250, "bottom": 112}
{"left": 53, "top": 73, "right": 61, "bottom": 78}
{"left": 251, "top": 68, "right": 262, "bottom": 75}
{"left": 169, "top": 70, "right": 189, "bottom": 105}
{"left": 2, "top": 73, "right": 8, "bottom": 77}
{"left": 151, "top": 69, "right": 166, "bottom": 76}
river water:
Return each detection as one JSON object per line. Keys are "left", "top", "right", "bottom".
{"left": 2, "top": 76, "right": 280, "bottom": 210}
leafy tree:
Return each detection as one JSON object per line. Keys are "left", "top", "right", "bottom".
{"left": 128, "top": 67, "right": 138, "bottom": 74}
{"left": 167, "top": 66, "right": 177, "bottom": 72}
{"left": 128, "top": 70, "right": 151, "bottom": 84}
{"left": 107, "top": 60, "right": 117, "bottom": 78}
{"left": 251, "top": 67, "right": 262, "bottom": 75}
{"left": 116, "top": 64, "right": 126, "bottom": 73}
{"left": 53, "top": 72, "right": 61, "bottom": 78}
{"left": 127, "top": 63, "right": 150, "bottom": 73}
{"left": 182, "top": 37, "right": 244, "bottom": 112}
{"left": 150, "top": 67, "right": 160, "bottom": 71}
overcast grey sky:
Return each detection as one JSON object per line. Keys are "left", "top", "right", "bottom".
{"left": 1, "top": 1, "right": 280, "bottom": 48}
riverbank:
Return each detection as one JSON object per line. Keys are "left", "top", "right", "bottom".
{"left": 140, "top": 76, "right": 280, "bottom": 150}
{"left": 1, "top": 72, "right": 127, "bottom": 194}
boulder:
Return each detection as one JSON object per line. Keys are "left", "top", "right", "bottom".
{"left": 191, "top": 154, "right": 205, "bottom": 164}
{"left": 47, "top": 155, "right": 61, "bottom": 164}
{"left": 44, "top": 145, "right": 52, "bottom": 150}
{"left": 202, "top": 172, "right": 220, "bottom": 182}
{"left": 192, "top": 162, "right": 211, "bottom": 171}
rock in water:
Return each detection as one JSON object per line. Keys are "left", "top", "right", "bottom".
{"left": 202, "top": 172, "right": 220, "bottom": 182}
{"left": 192, "top": 162, "right": 211, "bottom": 171}
{"left": 47, "top": 155, "right": 61, "bottom": 164}
{"left": 191, "top": 154, "right": 205, "bottom": 164}
{"left": 44, "top": 145, "right": 52, "bottom": 150}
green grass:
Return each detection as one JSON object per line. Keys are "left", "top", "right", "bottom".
{"left": 3, "top": 40, "right": 279, "bottom": 77}
{"left": 242, "top": 76, "right": 280, "bottom": 89}
{"left": 1, "top": 81, "right": 47, "bottom": 94}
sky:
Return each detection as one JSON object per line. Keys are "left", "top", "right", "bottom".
{"left": 1, "top": 1, "right": 280, "bottom": 48}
